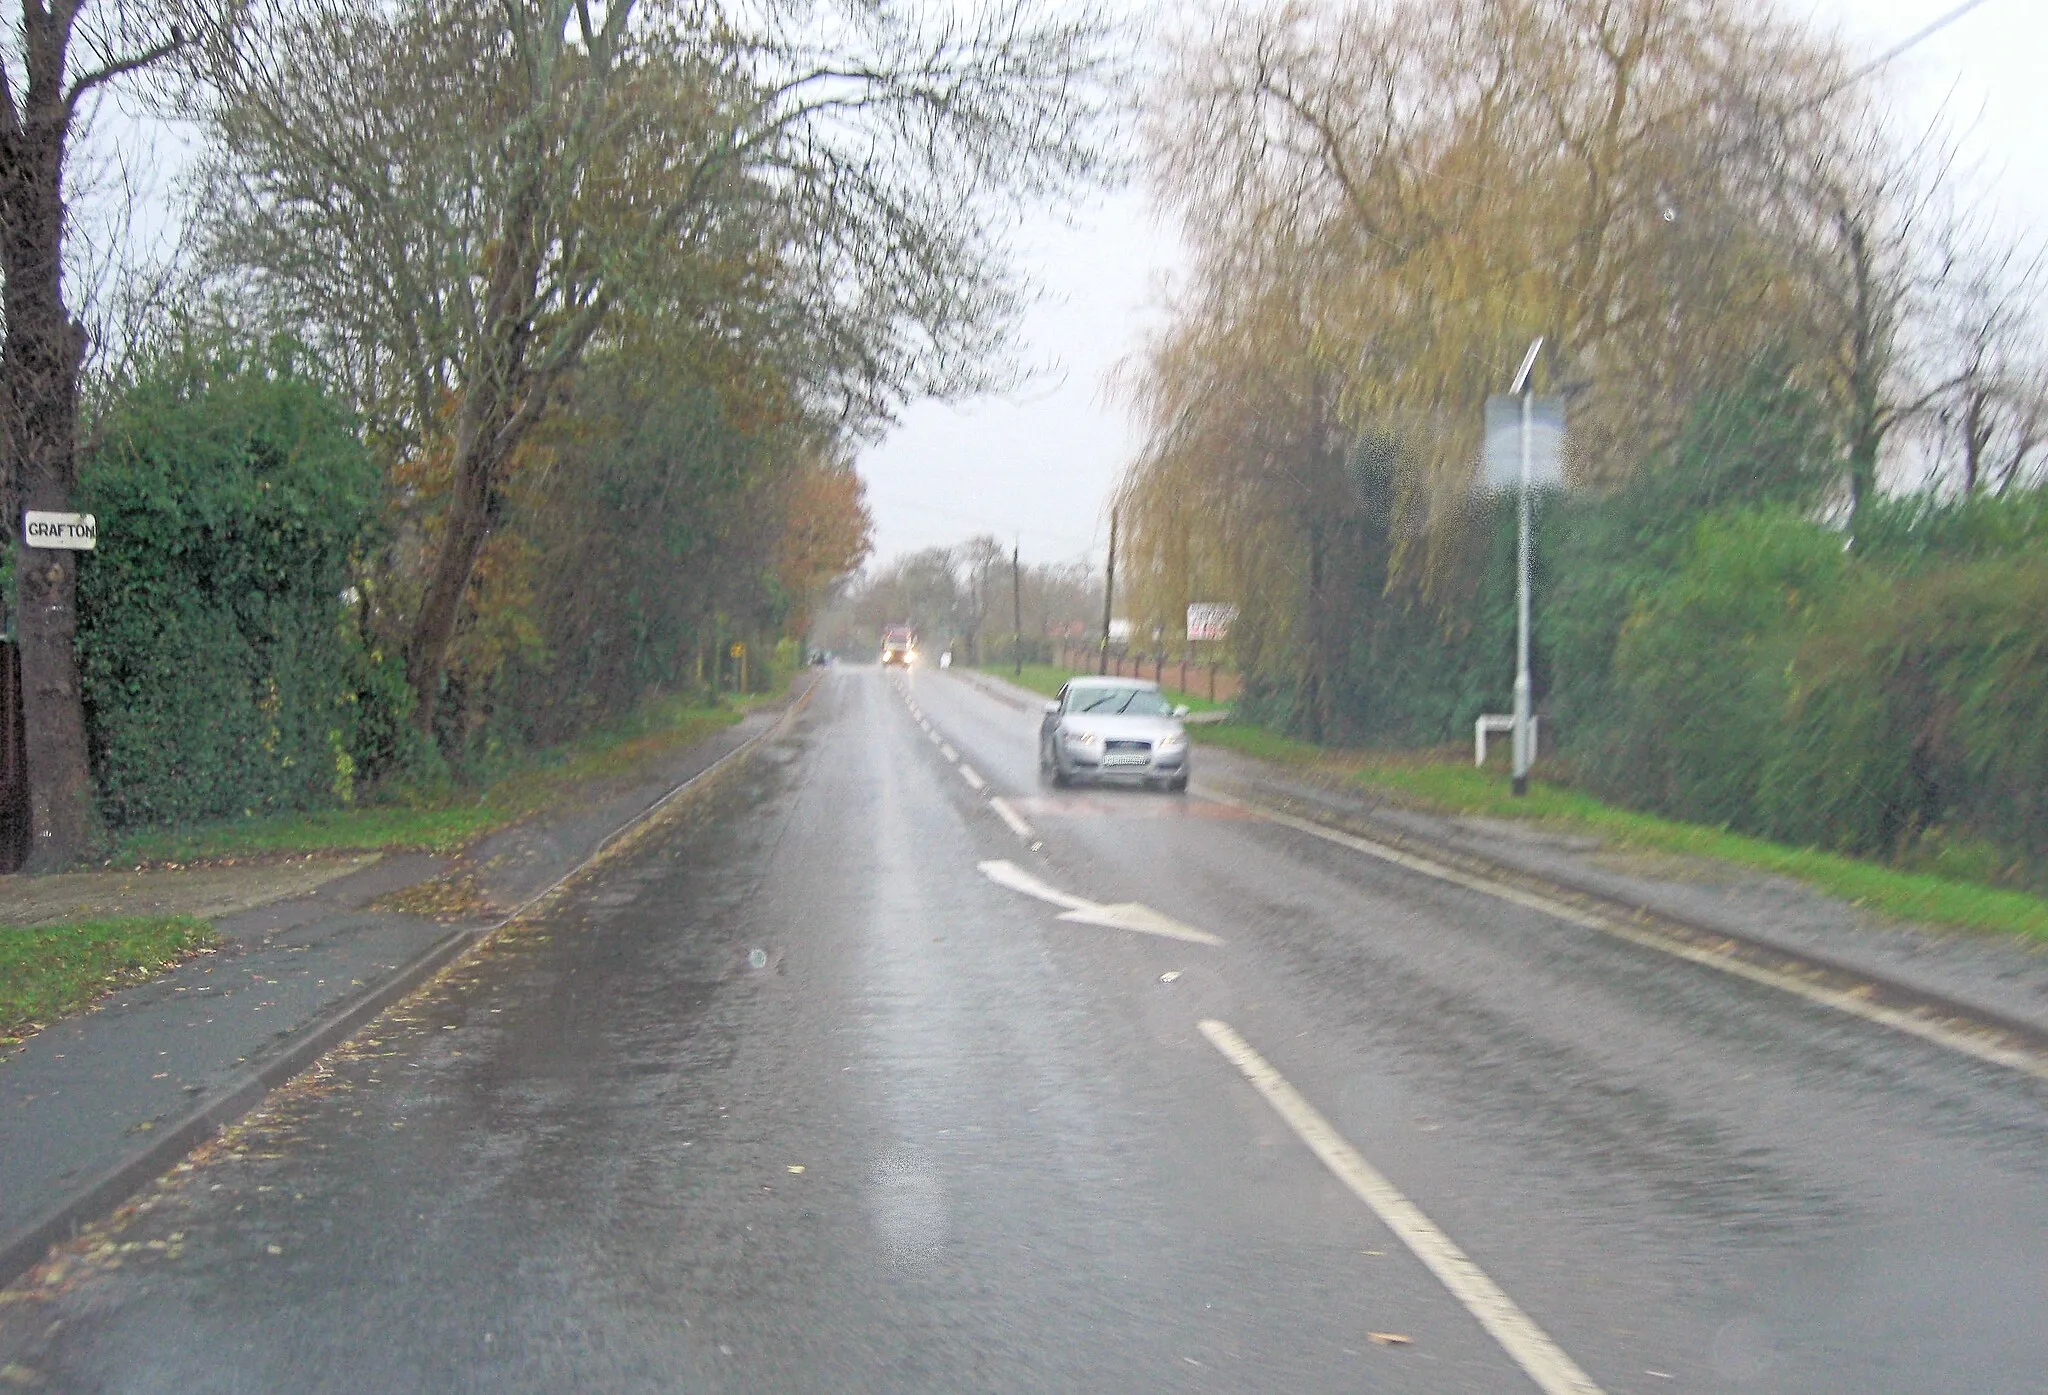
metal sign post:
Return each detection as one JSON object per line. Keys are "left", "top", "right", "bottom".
{"left": 1475, "top": 347, "right": 1564, "bottom": 793}
{"left": 1508, "top": 339, "right": 1542, "bottom": 797}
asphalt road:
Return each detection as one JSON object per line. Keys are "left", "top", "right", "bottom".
{"left": 6, "top": 665, "right": 2048, "bottom": 1393}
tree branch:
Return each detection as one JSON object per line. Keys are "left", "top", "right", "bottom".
{"left": 65, "top": 29, "right": 186, "bottom": 120}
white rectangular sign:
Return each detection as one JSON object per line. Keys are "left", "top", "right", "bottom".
{"left": 1186, "top": 602, "right": 1238, "bottom": 642}
{"left": 23, "top": 511, "right": 96, "bottom": 550}
{"left": 1107, "top": 618, "right": 1133, "bottom": 645}
{"left": 1482, "top": 395, "right": 1566, "bottom": 493}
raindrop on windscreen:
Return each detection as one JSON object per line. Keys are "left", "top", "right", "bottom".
{"left": 748, "top": 948, "right": 768, "bottom": 970}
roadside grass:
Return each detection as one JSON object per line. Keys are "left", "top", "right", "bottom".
{"left": 979, "top": 664, "right": 2048, "bottom": 941}
{"left": 1, "top": 917, "right": 218, "bottom": 1042}
{"left": 1212, "top": 726, "right": 2048, "bottom": 941}
{"left": 110, "top": 693, "right": 750, "bottom": 867}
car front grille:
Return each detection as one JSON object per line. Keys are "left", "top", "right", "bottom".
{"left": 1104, "top": 739, "right": 1151, "bottom": 754}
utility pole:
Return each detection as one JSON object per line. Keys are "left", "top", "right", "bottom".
{"left": 1012, "top": 539, "right": 1023, "bottom": 677}
{"left": 1509, "top": 337, "right": 1542, "bottom": 798}
{"left": 1099, "top": 507, "right": 1117, "bottom": 676}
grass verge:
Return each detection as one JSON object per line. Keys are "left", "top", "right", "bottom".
{"left": 109, "top": 693, "right": 751, "bottom": 866}
{"left": 978, "top": 664, "right": 2048, "bottom": 941}
{"left": 1211, "top": 726, "right": 2048, "bottom": 941}
{"left": 1, "top": 917, "right": 218, "bottom": 1042}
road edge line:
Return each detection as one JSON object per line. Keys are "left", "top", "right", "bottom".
{"left": 1198, "top": 1019, "right": 1603, "bottom": 1395}
{"left": 1202, "top": 787, "right": 2048, "bottom": 1082}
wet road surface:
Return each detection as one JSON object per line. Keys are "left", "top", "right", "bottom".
{"left": 6, "top": 665, "right": 2048, "bottom": 1392}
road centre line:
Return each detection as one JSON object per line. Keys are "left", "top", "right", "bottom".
{"left": 941, "top": 742, "right": 959, "bottom": 762}
{"left": 959, "top": 764, "right": 985, "bottom": 791}
{"left": 988, "top": 797, "right": 1035, "bottom": 840}
{"left": 1206, "top": 790, "right": 2048, "bottom": 1083}
{"left": 1198, "top": 1019, "right": 1604, "bottom": 1395}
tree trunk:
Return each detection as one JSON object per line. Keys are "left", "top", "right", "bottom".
{"left": 1841, "top": 212, "right": 1885, "bottom": 539}
{"left": 401, "top": 162, "right": 547, "bottom": 734}
{"left": 403, "top": 390, "right": 511, "bottom": 733}
{"left": 1, "top": 65, "right": 99, "bottom": 869}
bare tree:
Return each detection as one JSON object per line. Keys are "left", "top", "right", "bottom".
{"left": 1922, "top": 231, "right": 2048, "bottom": 494}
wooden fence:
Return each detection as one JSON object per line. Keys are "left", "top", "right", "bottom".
{"left": 1051, "top": 643, "right": 1241, "bottom": 704}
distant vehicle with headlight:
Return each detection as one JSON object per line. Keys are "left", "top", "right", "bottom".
{"left": 1039, "top": 677, "right": 1190, "bottom": 792}
{"left": 880, "top": 625, "right": 917, "bottom": 666}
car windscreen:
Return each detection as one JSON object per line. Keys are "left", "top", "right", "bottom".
{"left": 1070, "top": 687, "right": 1172, "bottom": 716}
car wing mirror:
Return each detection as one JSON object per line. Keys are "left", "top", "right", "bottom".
{"left": 1173, "top": 704, "right": 1190, "bottom": 718}
{"left": 1044, "top": 701, "right": 1061, "bottom": 715}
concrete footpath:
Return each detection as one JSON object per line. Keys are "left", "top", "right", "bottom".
{"left": 0, "top": 678, "right": 812, "bottom": 1286}
{"left": 958, "top": 666, "right": 2048, "bottom": 1046}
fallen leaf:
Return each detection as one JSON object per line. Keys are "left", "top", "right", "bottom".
{"left": 1367, "top": 1332, "right": 1411, "bottom": 1347}
{"left": 786, "top": 1165, "right": 805, "bottom": 1174}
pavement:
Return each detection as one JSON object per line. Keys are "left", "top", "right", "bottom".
{"left": 0, "top": 683, "right": 811, "bottom": 1287}
{"left": 4, "top": 664, "right": 2048, "bottom": 1392}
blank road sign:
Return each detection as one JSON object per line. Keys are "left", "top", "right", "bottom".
{"left": 1482, "top": 396, "right": 1566, "bottom": 493}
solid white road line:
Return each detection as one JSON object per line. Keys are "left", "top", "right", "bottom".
{"left": 1198, "top": 1019, "right": 1604, "bottom": 1395}
{"left": 1205, "top": 790, "right": 2048, "bottom": 1082}
{"left": 988, "top": 797, "right": 1035, "bottom": 840}
{"left": 977, "top": 860, "right": 1223, "bottom": 946}
{"left": 958, "top": 764, "right": 985, "bottom": 791}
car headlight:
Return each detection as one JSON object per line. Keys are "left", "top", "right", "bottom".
{"left": 1157, "top": 730, "right": 1187, "bottom": 750}
{"left": 1064, "top": 728, "right": 1100, "bottom": 746}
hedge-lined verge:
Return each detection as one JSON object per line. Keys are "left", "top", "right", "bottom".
{"left": 77, "top": 344, "right": 394, "bottom": 829}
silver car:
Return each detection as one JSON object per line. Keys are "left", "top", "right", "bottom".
{"left": 1039, "top": 677, "right": 1190, "bottom": 792}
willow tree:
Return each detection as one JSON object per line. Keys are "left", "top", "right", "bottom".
{"left": 1117, "top": 0, "right": 1897, "bottom": 726}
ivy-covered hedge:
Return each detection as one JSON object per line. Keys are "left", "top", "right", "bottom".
{"left": 76, "top": 346, "right": 389, "bottom": 827}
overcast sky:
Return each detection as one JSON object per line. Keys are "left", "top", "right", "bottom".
{"left": 853, "top": 0, "right": 2048, "bottom": 571}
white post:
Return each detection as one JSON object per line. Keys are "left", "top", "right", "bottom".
{"left": 1512, "top": 383, "right": 1534, "bottom": 796}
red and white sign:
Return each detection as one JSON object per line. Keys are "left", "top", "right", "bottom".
{"left": 1186, "top": 603, "right": 1237, "bottom": 642}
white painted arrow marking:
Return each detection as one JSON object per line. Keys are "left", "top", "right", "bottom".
{"left": 1058, "top": 902, "right": 1222, "bottom": 946}
{"left": 977, "top": 861, "right": 1222, "bottom": 946}
{"left": 978, "top": 859, "right": 1092, "bottom": 911}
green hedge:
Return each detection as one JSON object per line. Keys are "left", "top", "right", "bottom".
{"left": 76, "top": 345, "right": 389, "bottom": 827}
{"left": 1262, "top": 353, "right": 2048, "bottom": 885}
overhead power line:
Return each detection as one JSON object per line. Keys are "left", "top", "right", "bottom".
{"left": 1808, "top": 0, "right": 1998, "bottom": 111}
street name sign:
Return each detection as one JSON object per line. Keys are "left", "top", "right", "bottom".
{"left": 23, "top": 511, "right": 96, "bottom": 550}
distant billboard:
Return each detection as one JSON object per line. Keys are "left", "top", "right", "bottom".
{"left": 1186, "top": 603, "right": 1238, "bottom": 642}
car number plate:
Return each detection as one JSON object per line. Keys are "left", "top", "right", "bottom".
{"left": 1103, "top": 752, "right": 1148, "bottom": 767}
